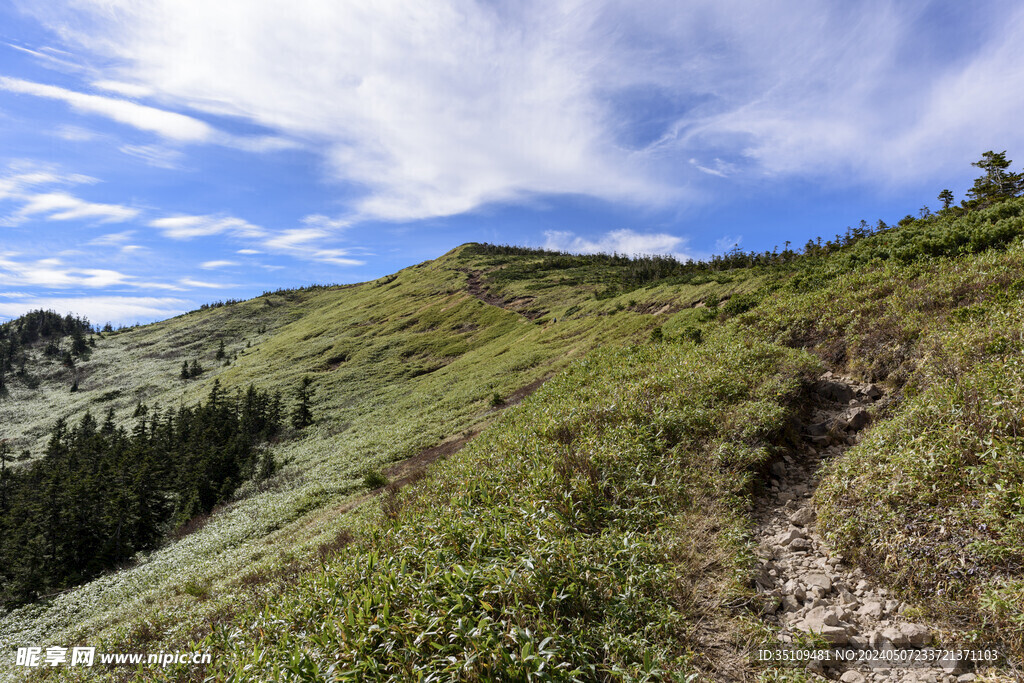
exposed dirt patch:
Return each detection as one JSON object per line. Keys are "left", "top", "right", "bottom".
{"left": 384, "top": 430, "right": 476, "bottom": 486}
{"left": 384, "top": 375, "right": 548, "bottom": 485}
{"left": 504, "top": 375, "right": 548, "bottom": 406}
{"left": 628, "top": 300, "right": 681, "bottom": 315}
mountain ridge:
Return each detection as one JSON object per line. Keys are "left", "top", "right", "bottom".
{"left": 3, "top": 195, "right": 1024, "bottom": 680}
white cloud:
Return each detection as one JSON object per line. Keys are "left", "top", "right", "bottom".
{"left": 22, "top": 0, "right": 672, "bottom": 224}
{"left": 92, "top": 79, "right": 154, "bottom": 98}
{"left": 0, "top": 76, "right": 214, "bottom": 142}
{"left": 16, "top": 190, "right": 138, "bottom": 222}
{"left": 714, "top": 235, "right": 742, "bottom": 253}
{"left": 236, "top": 249, "right": 261, "bottom": 254}
{"left": 119, "top": 143, "right": 184, "bottom": 169}
{"left": 18, "top": 0, "right": 1024, "bottom": 221}
{"left": 179, "top": 277, "right": 236, "bottom": 289}
{"left": 0, "top": 167, "right": 96, "bottom": 201}
{"left": 199, "top": 260, "right": 238, "bottom": 269}
{"left": 149, "top": 214, "right": 266, "bottom": 240}
{"left": 0, "top": 254, "right": 182, "bottom": 291}
{"left": 0, "top": 76, "right": 295, "bottom": 153}
{"left": 0, "top": 166, "right": 138, "bottom": 225}
{"left": 689, "top": 158, "right": 736, "bottom": 178}
{"left": 4, "top": 42, "right": 85, "bottom": 72}
{"left": 301, "top": 214, "right": 351, "bottom": 231}
{"left": 88, "top": 230, "right": 135, "bottom": 246}
{"left": 0, "top": 255, "right": 135, "bottom": 288}
{"left": 54, "top": 124, "right": 98, "bottom": 141}
{"left": 0, "top": 296, "right": 189, "bottom": 325}
{"left": 87, "top": 231, "right": 148, "bottom": 255}
{"left": 543, "top": 229, "right": 692, "bottom": 259}
{"left": 263, "top": 229, "right": 328, "bottom": 249}
{"left": 262, "top": 229, "right": 364, "bottom": 265}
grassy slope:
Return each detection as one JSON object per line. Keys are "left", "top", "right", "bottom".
{"left": 0, "top": 245, "right": 760, "bottom": 678}
{"left": 735, "top": 201, "right": 1024, "bottom": 656}
{"left": 195, "top": 332, "right": 818, "bottom": 681}
{"left": 9, "top": 198, "right": 1024, "bottom": 680}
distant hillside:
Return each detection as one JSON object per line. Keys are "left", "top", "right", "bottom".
{"left": 3, "top": 159, "right": 1024, "bottom": 680}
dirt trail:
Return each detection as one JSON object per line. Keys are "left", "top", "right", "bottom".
{"left": 753, "top": 373, "right": 1002, "bottom": 683}
{"left": 459, "top": 269, "right": 545, "bottom": 320}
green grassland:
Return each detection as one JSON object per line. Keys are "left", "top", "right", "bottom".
{"left": 0, "top": 244, "right": 759, "bottom": 679}
{"left": 4, "top": 196, "right": 1024, "bottom": 680}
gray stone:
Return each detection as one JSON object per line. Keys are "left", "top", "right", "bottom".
{"left": 770, "top": 461, "right": 787, "bottom": 478}
{"left": 818, "top": 625, "right": 849, "bottom": 644}
{"left": 879, "top": 626, "right": 908, "bottom": 647}
{"left": 805, "top": 573, "right": 833, "bottom": 592}
{"left": 846, "top": 407, "right": 871, "bottom": 431}
{"left": 783, "top": 579, "right": 805, "bottom": 599}
{"left": 840, "top": 672, "right": 866, "bottom": 683}
{"left": 858, "top": 600, "right": 884, "bottom": 619}
{"left": 817, "top": 380, "right": 854, "bottom": 403}
{"left": 789, "top": 538, "right": 812, "bottom": 551}
{"left": 807, "top": 421, "right": 830, "bottom": 436}
{"left": 754, "top": 565, "right": 776, "bottom": 591}
{"left": 867, "top": 630, "right": 893, "bottom": 649}
{"left": 956, "top": 675, "right": 976, "bottom": 682}
{"left": 863, "top": 383, "right": 882, "bottom": 400}
{"left": 789, "top": 507, "right": 816, "bottom": 527}
{"left": 898, "top": 623, "right": 931, "bottom": 647}
{"left": 847, "top": 634, "right": 868, "bottom": 649}
{"left": 778, "top": 528, "right": 807, "bottom": 545}
{"left": 803, "top": 605, "right": 841, "bottom": 628}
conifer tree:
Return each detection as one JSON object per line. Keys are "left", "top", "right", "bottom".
{"left": 215, "top": 340, "right": 225, "bottom": 360}
{"left": 938, "top": 188, "right": 954, "bottom": 210}
{"left": 71, "top": 328, "right": 88, "bottom": 357}
{"left": 180, "top": 361, "right": 190, "bottom": 380}
{"left": 0, "top": 440, "right": 11, "bottom": 512}
{"left": 291, "top": 376, "right": 314, "bottom": 429}
{"left": 967, "top": 151, "right": 1023, "bottom": 203}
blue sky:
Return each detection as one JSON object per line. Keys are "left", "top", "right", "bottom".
{"left": 1, "top": 1, "right": 1023, "bottom": 325}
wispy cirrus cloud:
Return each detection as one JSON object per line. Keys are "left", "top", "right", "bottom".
{"left": 262, "top": 228, "right": 364, "bottom": 266}
{"left": 0, "top": 76, "right": 295, "bottom": 153}
{"left": 543, "top": 229, "right": 693, "bottom": 260}
{"left": 149, "top": 214, "right": 266, "bottom": 240}
{"left": 0, "top": 295, "right": 189, "bottom": 325}
{"left": 19, "top": 0, "right": 1024, "bottom": 223}
{"left": 16, "top": 190, "right": 138, "bottom": 222}
{"left": 0, "top": 254, "right": 139, "bottom": 289}
{"left": 0, "top": 167, "right": 139, "bottom": 225}
{"left": 178, "top": 277, "right": 236, "bottom": 289}
{"left": 118, "top": 144, "right": 184, "bottom": 169}
{"left": 0, "top": 76, "right": 213, "bottom": 141}
{"left": 199, "top": 260, "right": 237, "bottom": 269}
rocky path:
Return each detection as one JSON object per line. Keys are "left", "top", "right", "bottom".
{"left": 753, "top": 373, "right": 992, "bottom": 683}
